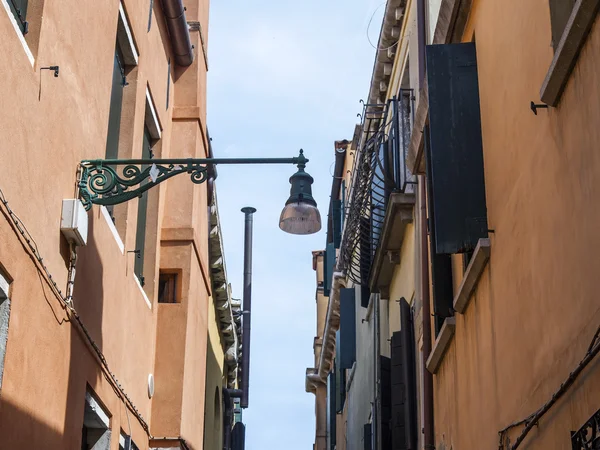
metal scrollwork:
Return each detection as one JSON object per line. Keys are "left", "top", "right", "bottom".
{"left": 79, "top": 161, "right": 209, "bottom": 211}
{"left": 572, "top": 409, "right": 600, "bottom": 449}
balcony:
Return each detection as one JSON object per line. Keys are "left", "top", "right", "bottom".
{"left": 338, "top": 92, "right": 416, "bottom": 293}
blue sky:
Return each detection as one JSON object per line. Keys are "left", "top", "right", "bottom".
{"left": 207, "top": 1, "right": 382, "bottom": 448}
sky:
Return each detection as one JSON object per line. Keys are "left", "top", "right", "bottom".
{"left": 207, "top": 1, "right": 383, "bottom": 448}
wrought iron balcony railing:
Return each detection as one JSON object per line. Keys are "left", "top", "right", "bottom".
{"left": 339, "top": 92, "right": 415, "bottom": 284}
{"left": 572, "top": 408, "right": 600, "bottom": 449}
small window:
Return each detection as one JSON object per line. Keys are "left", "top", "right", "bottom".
{"left": 158, "top": 272, "right": 178, "bottom": 303}
{"left": 82, "top": 391, "right": 111, "bottom": 450}
{"left": 549, "top": 0, "right": 576, "bottom": 51}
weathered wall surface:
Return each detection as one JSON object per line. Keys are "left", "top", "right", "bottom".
{"left": 432, "top": 1, "right": 600, "bottom": 449}
{"left": 0, "top": 0, "right": 212, "bottom": 448}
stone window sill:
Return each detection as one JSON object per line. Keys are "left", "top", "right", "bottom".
{"left": 426, "top": 317, "right": 456, "bottom": 374}
{"left": 540, "top": 0, "right": 600, "bottom": 106}
{"left": 453, "top": 238, "right": 490, "bottom": 314}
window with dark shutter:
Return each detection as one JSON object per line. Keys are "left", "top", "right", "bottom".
{"left": 105, "top": 44, "right": 126, "bottom": 161}
{"left": 147, "top": 0, "right": 154, "bottom": 31}
{"left": 327, "top": 371, "right": 337, "bottom": 450}
{"left": 360, "top": 216, "right": 372, "bottom": 307}
{"left": 134, "top": 127, "right": 152, "bottom": 286}
{"left": 166, "top": 58, "right": 171, "bottom": 110}
{"left": 425, "top": 125, "right": 455, "bottom": 335}
{"left": 335, "top": 332, "right": 346, "bottom": 413}
{"left": 323, "top": 242, "right": 336, "bottom": 297}
{"left": 391, "top": 299, "right": 418, "bottom": 450}
{"left": 332, "top": 199, "right": 342, "bottom": 249}
{"left": 341, "top": 179, "right": 346, "bottom": 230}
{"left": 380, "top": 355, "right": 392, "bottom": 450}
{"left": 426, "top": 42, "right": 488, "bottom": 255}
{"left": 363, "top": 423, "right": 373, "bottom": 450}
{"left": 8, "top": 0, "right": 28, "bottom": 34}
{"left": 339, "top": 288, "right": 356, "bottom": 369}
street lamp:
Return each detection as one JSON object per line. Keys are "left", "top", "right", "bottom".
{"left": 77, "top": 149, "right": 321, "bottom": 235}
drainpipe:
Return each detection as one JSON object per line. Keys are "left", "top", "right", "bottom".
{"left": 419, "top": 175, "right": 434, "bottom": 450}
{"left": 160, "top": 0, "right": 194, "bottom": 66}
{"left": 240, "top": 207, "right": 256, "bottom": 409}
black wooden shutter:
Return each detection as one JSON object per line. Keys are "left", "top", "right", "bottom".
{"left": 364, "top": 423, "right": 373, "bottom": 450}
{"left": 391, "top": 299, "right": 418, "bottom": 450}
{"left": 425, "top": 125, "right": 455, "bottom": 335}
{"left": 231, "top": 422, "right": 246, "bottom": 450}
{"left": 324, "top": 242, "right": 336, "bottom": 297}
{"left": 332, "top": 200, "right": 342, "bottom": 249}
{"left": 426, "top": 42, "right": 488, "bottom": 255}
{"left": 341, "top": 180, "right": 346, "bottom": 230}
{"left": 339, "top": 288, "right": 356, "bottom": 369}
{"left": 335, "top": 331, "right": 346, "bottom": 414}
{"left": 327, "top": 371, "right": 336, "bottom": 450}
{"left": 380, "top": 355, "right": 392, "bottom": 450}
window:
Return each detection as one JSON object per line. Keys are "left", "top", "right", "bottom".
{"left": 119, "top": 432, "right": 139, "bottom": 450}
{"left": 166, "top": 58, "right": 171, "bottom": 110}
{"left": 134, "top": 126, "right": 153, "bottom": 286}
{"left": 549, "top": 0, "right": 576, "bottom": 51}
{"left": 104, "top": 4, "right": 139, "bottom": 222}
{"left": 81, "top": 391, "right": 111, "bottom": 450}
{"left": 7, "top": 0, "right": 27, "bottom": 34}
{"left": 158, "top": 272, "right": 178, "bottom": 303}
{"left": 0, "top": 269, "right": 12, "bottom": 391}
{"left": 338, "top": 288, "right": 356, "bottom": 369}
{"left": 147, "top": 0, "right": 153, "bottom": 32}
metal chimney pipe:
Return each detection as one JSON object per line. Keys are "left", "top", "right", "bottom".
{"left": 240, "top": 207, "right": 256, "bottom": 409}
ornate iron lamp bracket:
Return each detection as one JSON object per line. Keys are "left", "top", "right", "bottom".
{"left": 78, "top": 152, "right": 307, "bottom": 211}
{"left": 572, "top": 408, "right": 600, "bottom": 449}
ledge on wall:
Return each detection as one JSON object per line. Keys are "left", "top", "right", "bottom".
{"left": 369, "top": 193, "right": 416, "bottom": 293}
{"left": 453, "top": 238, "right": 491, "bottom": 314}
{"left": 426, "top": 317, "right": 456, "bottom": 374}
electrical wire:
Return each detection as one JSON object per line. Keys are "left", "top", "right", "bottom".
{"left": 0, "top": 186, "right": 150, "bottom": 436}
{"left": 366, "top": 2, "right": 400, "bottom": 51}
{"left": 498, "top": 323, "right": 600, "bottom": 449}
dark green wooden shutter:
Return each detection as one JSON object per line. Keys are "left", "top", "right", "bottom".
{"left": 335, "top": 331, "right": 346, "bottom": 414}
{"left": 327, "top": 371, "right": 336, "bottom": 450}
{"left": 324, "top": 242, "right": 336, "bottom": 297}
{"left": 332, "top": 199, "right": 342, "bottom": 249}
{"left": 166, "top": 58, "right": 171, "bottom": 110}
{"left": 426, "top": 42, "right": 488, "bottom": 255}
{"left": 363, "top": 423, "right": 372, "bottom": 450}
{"left": 105, "top": 45, "right": 126, "bottom": 160}
{"left": 339, "top": 288, "right": 356, "bottom": 369}
{"left": 8, "top": 0, "right": 28, "bottom": 34}
{"left": 380, "top": 355, "right": 392, "bottom": 450}
{"left": 391, "top": 299, "right": 418, "bottom": 450}
{"left": 134, "top": 127, "right": 152, "bottom": 286}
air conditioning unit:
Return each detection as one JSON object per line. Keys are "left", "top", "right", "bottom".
{"left": 60, "top": 199, "right": 88, "bottom": 246}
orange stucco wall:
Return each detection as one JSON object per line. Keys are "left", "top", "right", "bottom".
{"left": 0, "top": 0, "right": 212, "bottom": 448}
{"left": 431, "top": 1, "right": 600, "bottom": 449}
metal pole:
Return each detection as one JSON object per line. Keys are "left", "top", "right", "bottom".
{"left": 240, "top": 207, "right": 256, "bottom": 409}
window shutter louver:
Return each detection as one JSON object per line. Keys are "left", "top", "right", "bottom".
{"left": 391, "top": 299, "right": 418, "bottom": 450}
{"left": 324, "top": 242, "right": 336, "bottom": 297}
{"left": 339, "top": 288, "right": 357, "bottom": 369}
{"left": 134, "top": 128, "right": 152, "bottom": 286}
{"left": 335, "top": 331, "right": 346, "bottom": 413}
{"left": 8, "top": 0, "right": 28, "bottom": 33}
{"left": 426, "top": 42, "right": 488, "bottom": 255}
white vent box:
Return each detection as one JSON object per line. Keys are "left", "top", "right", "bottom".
{"left": 60, "top": 199, "right": 88, "bottom": 246}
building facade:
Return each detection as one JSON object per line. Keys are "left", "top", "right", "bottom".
{"left": 0, "top": 0, "right": 243, "bottom": 449}
{"left": 308, "top": 0, "right": 600, "bottom": 450}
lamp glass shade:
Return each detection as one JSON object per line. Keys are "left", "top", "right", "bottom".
{"left": 279, "top": 202, "right": 322, "bottom": 235}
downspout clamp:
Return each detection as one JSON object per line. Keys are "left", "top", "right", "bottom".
{"left": 160, "top": 0, "right": 194, "bottom": 66}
